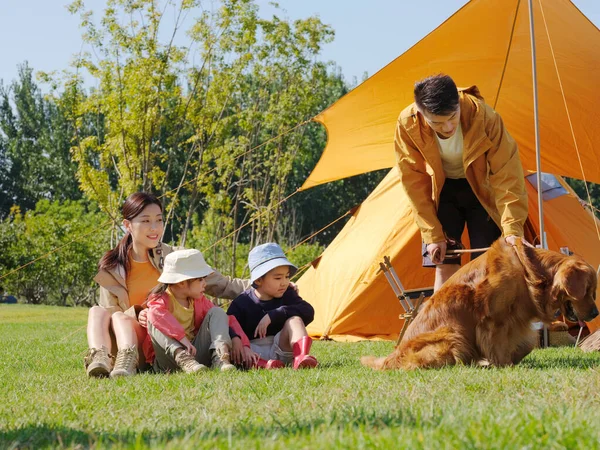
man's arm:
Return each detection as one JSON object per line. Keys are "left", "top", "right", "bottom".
{"left": 395, "top": 122, "right": 445, "bottom": 244}
{"left": 484, "top": 105, "right": 528, "bottom": 237}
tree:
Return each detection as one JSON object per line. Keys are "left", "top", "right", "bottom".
{"left": 0, "top": 199, "right": 110, "bottom": 306}
{"left": 0, "top": 64, "right": 81, "bottom": 219}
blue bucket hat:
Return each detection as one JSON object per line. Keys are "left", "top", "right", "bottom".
{"left": 249, "top": 243, "right": 297, "bottom": 283}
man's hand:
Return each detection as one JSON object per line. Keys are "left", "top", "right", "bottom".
{"left": 505, "top": 235, "right": 533, "bottom": 247}
{"left": 427, "top": 241, "right": 447, "bottom": 265}
{"left": 254, "top": 314, "right": 271, "bottom": 339}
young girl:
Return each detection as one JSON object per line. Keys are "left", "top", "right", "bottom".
{"left": 86, "top": 192, "right": 250, "bottom": 378}
{"left": 227, "top": 243, "right": 318, "bottom": 369}
{"left": 146, "top": 249, "right": 249, "bottom": 373}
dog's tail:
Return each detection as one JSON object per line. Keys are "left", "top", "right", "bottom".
{"left": 360, "top": 355, "right": 388, "bottom": 370}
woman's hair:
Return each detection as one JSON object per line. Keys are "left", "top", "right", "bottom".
{"left": 98, "top": 192, "right": 163, "bottom": 273}
{"left": 414, "top": 74, "right": 459, "bottom": 116}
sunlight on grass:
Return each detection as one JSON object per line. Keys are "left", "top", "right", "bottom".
{"left": 2, "top": 304, "right": 600, "bottom": 449}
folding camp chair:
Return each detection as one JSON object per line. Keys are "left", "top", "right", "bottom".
{"left": 379, "top": 256, "right": 433, "bottom": 345}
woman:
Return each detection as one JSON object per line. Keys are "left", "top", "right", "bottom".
{"left": 85, "top": 192, "right": 249, "bottom": 378}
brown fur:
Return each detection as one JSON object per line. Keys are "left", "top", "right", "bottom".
{"left": 362, "top": 239, "right": 599, "bottom": 370}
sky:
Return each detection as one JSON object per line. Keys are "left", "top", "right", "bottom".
{"left": 0, "top": 0, "right": 599, "bottom": 88}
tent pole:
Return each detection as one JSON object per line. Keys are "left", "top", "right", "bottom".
{"left": 528, "top": 0, "right": 549, "bottom": 348}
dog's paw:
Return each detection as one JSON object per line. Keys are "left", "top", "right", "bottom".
{"left": 476, "top": 359, "right": 492, "bottom": 368}
{"left": 360, "top": 355, "right": 386, "bottom": 370}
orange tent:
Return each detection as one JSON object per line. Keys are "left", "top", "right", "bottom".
{"left": 301, "top": 0, "right": 600, "bottom": 190}
{"left": 299, "top": 171, "right": 600, "bottom": 341}
{"left": 296, "top": 0, "right": 600, "bottom": 340}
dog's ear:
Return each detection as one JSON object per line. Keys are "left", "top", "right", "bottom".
{"left": 551, "top": 261, "right": 588, "bottom": 302}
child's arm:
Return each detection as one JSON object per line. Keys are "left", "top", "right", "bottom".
{"left": 228, "top": 315, "right": 251, "bottom": 348}
{"left": 147, "top": 295, "right": 188, "bottom": 342}
{"left": 267, "top": 287, "right": 315, "bottom": 329}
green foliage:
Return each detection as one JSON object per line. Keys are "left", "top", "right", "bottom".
{"left": 565, "top": 177, "right": 600, "bottom": 218}
{"left": 0, "top": 1, "right": 382, "bottom": 303}
{"left": 0, "top": 200, "right": 110, "bottom": 305}
{"left": 0, "top": 64, "right": 82, "bottom": 219}
{"left": 3, "top": 305, "right": 600, "bottom": 449}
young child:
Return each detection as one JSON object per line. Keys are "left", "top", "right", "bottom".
{"left": 227, "top": 243, "right": 318, "bottom": 369}
{"left": 146, "top": 249, "right": 250, "bottom": 373}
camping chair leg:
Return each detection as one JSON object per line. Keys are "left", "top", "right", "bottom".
{"left": 396, "top": 293, "right": 425, "bottom": 346}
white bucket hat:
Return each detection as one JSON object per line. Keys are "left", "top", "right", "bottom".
{"left": 249, "top": 243, "right": 297, "bottom": 283}
{"left": 157, "top": 249, "right": 214, "bottom": 284}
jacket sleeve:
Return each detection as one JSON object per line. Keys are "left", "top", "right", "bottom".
{"left": 267, "top": 288, "right": 315, "bottom": 329}
{"left": 484, "top": 104, "right": 528, "bottom": 237}
{"left": 204, "top": 269, "right": 251, "bottom": 299}
{"left": 394, "top": 122, "right": 446, "bottom": 244}
{"left": 94, "top": 270, "right": 128, "bottom": 314}
{"left": 228, "top": 315, "right": 251, "bottom": 348}
{"left": 97, "top": 286, "right": 123, "bottom": 314}
{"left": 147, "top": 295, "right": 187, "bottom": 342}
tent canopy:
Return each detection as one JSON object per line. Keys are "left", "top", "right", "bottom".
{"left": 301, "top": 0, "right": 600, "bottom": 190}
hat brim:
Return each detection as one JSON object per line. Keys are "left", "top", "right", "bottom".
{"left": 250, "top": 257, "right": 297, "bottom": 283}
{"left": 157, "top": 267, "right": 214, "bottom": 284}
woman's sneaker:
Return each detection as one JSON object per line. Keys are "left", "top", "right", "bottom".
{"left": 110, "top": 346, "right": 139, "bottom": 378}
{"left": 84, "top": 346, "right": 114, "bottom": 378}
{"left": 175, "top": 351, "right": 208, "bottom": 373}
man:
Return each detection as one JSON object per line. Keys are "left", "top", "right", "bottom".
{"left": 394, "top": 74, "right": 528, "bottom": 291}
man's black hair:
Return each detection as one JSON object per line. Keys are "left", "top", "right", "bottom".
{"left": 414, "top": 74, "right": 459, "bottom": 116}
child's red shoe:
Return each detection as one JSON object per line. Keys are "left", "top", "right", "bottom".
{"left": 253, "top": 358, "right": 285, "bottom": 369}
{"left": 292, "top": 336, "right": 318, "bottom": 369}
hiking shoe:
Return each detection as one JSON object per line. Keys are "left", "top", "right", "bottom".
{"left": 175, "top": 351, "right": 208, "bottom": 373}
{"left": 84, "top": 346, "right": 113, "bottom": 378}
{"left": 110, "top": 346, "right": 138, "bottom": 378}
{"left": 212, "top": 349, "right": 236, "bottom": 372}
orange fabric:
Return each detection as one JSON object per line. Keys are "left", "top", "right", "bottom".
{"left": 126, "top": 259, "right": 160, "bottom": 307}
{"left": 298, "top": 170, "right": 600, "bottom": 340}
{"left": 302, "top": 0, "right": 600, "bottom": 189}
{"left": 395, "top": 86, "right": 528, "bottom": 243}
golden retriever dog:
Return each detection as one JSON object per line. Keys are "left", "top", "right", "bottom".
{"left": 362, "top": 238, "right": 599, "bottom": 370}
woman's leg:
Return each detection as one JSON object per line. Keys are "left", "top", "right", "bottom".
{"left": 87, "top": 306, "right": 112, "bottom": 350}
{"left": 112, "top": 312, "right": 145, "bottom": 350}
{"left": 110, "top": 312, "right": 145, "bottom": 378}
{"left": 85, "top": 306, "right": 114, "bottom": 377}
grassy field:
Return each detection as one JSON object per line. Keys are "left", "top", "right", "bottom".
{"left": 2, "top": 304, "right": 600, "bottom": 449}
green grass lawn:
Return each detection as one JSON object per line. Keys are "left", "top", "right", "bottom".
{"left": 2, "top": 304, "right": 600, "bottom": 449}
